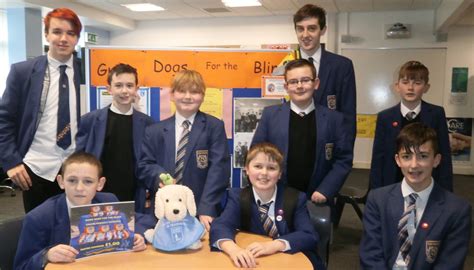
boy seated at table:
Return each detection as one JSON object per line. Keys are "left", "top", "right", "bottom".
{"left": 210, "top": 142, "right": 324, "bottom": 269}
{"left": 14, "top": 152, "right": 147, "bottom": 270}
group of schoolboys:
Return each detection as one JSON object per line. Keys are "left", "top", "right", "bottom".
{"left": 1, "top": 4, "right": 470, "bottom": 270}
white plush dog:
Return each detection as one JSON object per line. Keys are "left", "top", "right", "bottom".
{"left": 144, "top": 185, "right": 205, "bottom": 251}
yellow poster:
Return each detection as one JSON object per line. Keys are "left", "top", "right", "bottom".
{"left": 201, "top": 88, "right": 223, "bottom": 119}
{"left": 357, "top": 114, "right": 377, "bottom": 138}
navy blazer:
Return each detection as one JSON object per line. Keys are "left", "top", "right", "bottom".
{"left": 14, "top": 192, "right": 118, "bottom": 270}
{"left": 138, "top": 111, "right": 230, "bottom": 217}
{"left": 369, "top": 101, "right": 453, "bottom": 191}
{"left": 316, "top": 48, "right": 357, "bottom": 146}
{"left": 252, "top": 102, "right": 353, "bottom": 202}
{"left": 75, "top": 106, "right": 154, "bottom": 212}
{"left": 210, "top": 187, "right": 318, "bottom": 254}
{"left": 360, "top": 183, "right": 471, "bottom": 269}
{"left": 0, "top": 55, "right": 82, "bottom": 171}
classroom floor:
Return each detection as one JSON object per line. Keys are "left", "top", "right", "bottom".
{"left": 1, "top": 169, "right": 473, "bottom": 269}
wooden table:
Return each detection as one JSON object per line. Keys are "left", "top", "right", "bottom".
{"left": 47, "top": 232, "right": 312, "bottom": 269}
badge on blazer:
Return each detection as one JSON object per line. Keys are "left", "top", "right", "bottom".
{"left": 196, "top": 150, "right": 208, "bottom": 169}
{"left": 425, "top": 240, "right": 440, "bottom": 263}
{"left": 325, "top": 143, "right": 334, "bottom": 160}
{"left": 327, "top": 95, "right": 337, "bottom": 110}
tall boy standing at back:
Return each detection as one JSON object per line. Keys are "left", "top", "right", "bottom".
{"left": 360, "top": 123, "right": 470, "bottom": 269}
{"left": 252, "top": 59, "right": 353, "bottom": 205}
{"left": 0, "top": 8, "right": 82, "bottom": 212}
{"left": 138, "top": 70, "right": 230, "bottom": 231}
{"left": 275, "top": 4, "right": 356, "bottom": 146}
{"left": 76, "top": 63, "right": 154, "bottom": 213}
{"left": 370, "top": 61, "right": 453, "bottom": 191}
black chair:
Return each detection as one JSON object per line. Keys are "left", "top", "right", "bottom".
{"left": 0, "top": 216, "right": 24, "bottom": 270}
{"left": 333, "top": 185, "right": 368, "bottom": 228}
{"left": 0, "top": 167, "right": 16, "bottom": 197}
{"left": 306, "top": 201, "right": 331, "bottom": 267}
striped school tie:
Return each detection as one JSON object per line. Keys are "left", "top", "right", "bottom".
{"left": 398, "top": 193, "right": 418, "bottom": 265}
{"left": 258, "top": 201, "right": 278, "bottom": 238}
{"left": 175, "top": 120, "right": 191, "bottom": 184}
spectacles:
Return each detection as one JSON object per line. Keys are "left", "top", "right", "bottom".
{"left": 286, "top": 77, "right": 315, "bottom": 87}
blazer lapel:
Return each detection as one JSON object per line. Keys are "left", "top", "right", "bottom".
{"left": 315, "top": 50, "right": 331, "bottom": 104}
{"left": 409, "top": 185, "right": 444, "bottom": 266}
{"left": 55, "top": 194, "right": 71, "bottom": 244}
{"left": 30, "top": 56, "right": 49, "bottom": 121}
{"left": 132, "top": 112, "right": 145, "bottom": 160}
{"left": 93, "top": 108, "right": 108, "bottom": 157}
{"left": 418, "top": 101, "right": 432, "bottom": 126}
{"left": 388, "top": 185, "right": 405, "bottom": 262}
{"left": 389, "top": 104, "right": 402, "bottom": 140}
{"left": 273, "top": 188, "right": 288, "bottom": 236}
{"left": 279, "top": 103, "right": 291, "bottom": 160}
{"left": 313, "top": 105, "right": 326, "bottom": 179}
{"left": 183, "top": 112, "right": 205, "bottom": 170}
{"left": 163, "top": 117, "right": 176, "bottom": 173}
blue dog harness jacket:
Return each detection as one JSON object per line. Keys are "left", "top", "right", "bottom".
{"left": 152, "top": 214, "right": 205, "bottom": 251}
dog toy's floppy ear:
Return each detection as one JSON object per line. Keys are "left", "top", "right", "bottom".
{"left": 155, "top": 188, "right": 165, "bottom": 219}
{"left": 184, "top": 186, "right": 197, "bottom": 216}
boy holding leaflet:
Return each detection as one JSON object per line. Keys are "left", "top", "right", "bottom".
{"left": 370, "top": 61, "right": 453, "bottom": 191}
{"left": 14, "top": 152, "right": 146, "bottom": 270}
{"left": 360, "top": 123, "right": 471, "bottom": 269}
{"left": 76, "top": 63, "right": 154, "bottom": 213}
{"left": 138, "top": 70, "right": 230, "bottom": 231}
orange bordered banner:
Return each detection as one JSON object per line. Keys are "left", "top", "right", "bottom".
{"left": 89, "top": 48, "right": 289, "bottom": 88}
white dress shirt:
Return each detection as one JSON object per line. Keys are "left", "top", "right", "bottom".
{"left": 300, "top": 46, "right": 322, "bottom": 75}
{"left": 23, "top": 53, "right": 78, "bottom": 181}
{"left": 400, "top": 101, "right": 421, "bottom": 119}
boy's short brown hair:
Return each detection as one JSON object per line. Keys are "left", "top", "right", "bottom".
{"left": 61, "top": 152, "right": 103, "bottom": 177}
{"left": 398, "top": 60, "right": 429, "bottom": 83}
{"left": 293, "top": 4, "right": 326, "bottom": 30}
{"left": 396, "top": 122, "right": 439, "bottom": 155}
{"left": 245, "top": 142, "right": 284, "bottom": 170}
{"left": 171, "top": 70, "right": 206, "bottom": 94}
{"left": 107, "top": 63, "right": 138, "bottom": 85}
{"left": 284, "top": 59, "right": 317, "bottom": 81}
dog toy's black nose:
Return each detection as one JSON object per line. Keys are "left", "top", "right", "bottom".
{"left": 173, "top": 209, "right": 180, "bottom": 214}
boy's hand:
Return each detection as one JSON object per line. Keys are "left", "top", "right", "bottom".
{"left": 199, "top": 215, "right": 213, "bottom": 231}
{"left": 46, "top": 244, "right": 78, "bottom": 263}
{"left": 7, "top": 164, "right": 31, "bottom": 190}
{"left": 311, "top": 191, "right": 327, "bottom": 203}
{"left": 133, "top": 234, "right": 147, "bottom": 252}
{"left": 246, "top": 240, "right": 284, "bottom": 257}
{"left": 221, "top": 240, "right": 257, "bottom": 268}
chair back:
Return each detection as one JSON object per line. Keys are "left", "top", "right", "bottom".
{"left": 0, "top": 217, "right": 24, "bottom": 270}
{"left": 306, "top": 201, "right": 331, "bottom": 267}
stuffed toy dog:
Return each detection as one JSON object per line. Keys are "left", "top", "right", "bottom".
{"left": 144, "top": 184, "right": 205, "bottom": 251}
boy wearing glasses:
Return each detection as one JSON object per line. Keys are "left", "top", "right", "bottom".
{"left": 252, "top": 59, "right": 353, "bottom": 206}
{"left": 370, "top": 61, "right": 453, "bottom": 191}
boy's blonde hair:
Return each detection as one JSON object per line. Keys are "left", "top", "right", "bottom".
{"left": 245, "top": 142, "right": 284, "bottom": 170}
{"left": 61, "top": 152, "right": 103, "bottom": 178}
{"left": 398, "top": 60, "right": 429, "bottom": 83}
{"left": 171, "top": 70, "right": 206, "bottom": 94}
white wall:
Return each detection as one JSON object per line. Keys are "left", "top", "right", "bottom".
{"left": 110, "top": 15, "right": 328, "bottom": 49}
{"left": 337, "top": 10, "right": 443, "bottom": 50}
{"left": 336, "top": 10, "right": 474, "bottom": 174}
{"left": 107, "top": 10, "right": 474, "bottom": 174}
